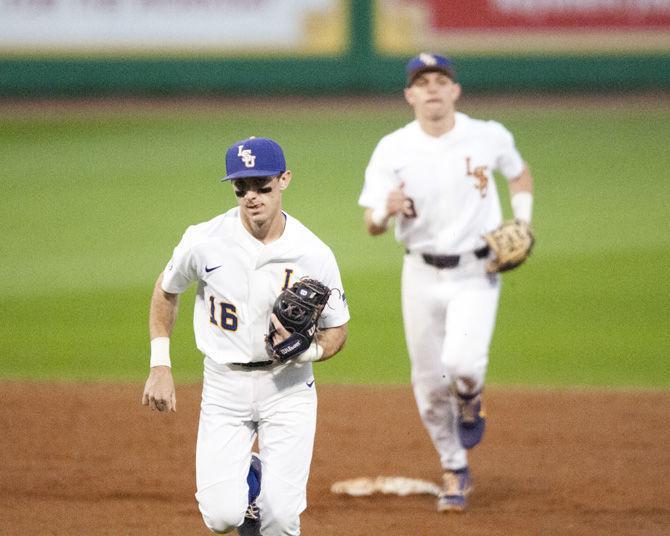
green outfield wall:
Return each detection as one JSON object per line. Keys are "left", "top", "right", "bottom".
{"left": 1, "top": 2, "right": 669, "bottom": 96}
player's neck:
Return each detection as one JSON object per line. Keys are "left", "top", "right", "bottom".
{"left": 241, "top": 210, "right": 286, "bottom": 244}
{"left": 417, "top": 110, "right": 456, "bottom": 138}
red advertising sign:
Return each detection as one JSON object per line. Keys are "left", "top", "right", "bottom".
{"left": 376, "top": 0, "right": 670, "bottom": 54}
{"left": 424, "top": 0, "right": 670, "bottom": 29}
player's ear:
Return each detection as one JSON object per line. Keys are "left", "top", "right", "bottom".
{"left": 404, "top": 87, "right": 415, "bottom": 107}
{"left": 278, "top": 170, "right": 292, "bottom": 191}
{"left": 451, "top": 82, "right": 461, "bottom": 101}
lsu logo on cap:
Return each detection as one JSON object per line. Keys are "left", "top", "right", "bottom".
{"left": 237, "top": 145, "right": 256, "bottom": 168}
{"left": 223, "top": 136, "right": 286, "bottom": 181}
{"left": 419, "top": 53, "right": 438, "bottom": 66}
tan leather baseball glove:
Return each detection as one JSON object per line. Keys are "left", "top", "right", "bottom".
{"left": 482, "top": 219, "right": 535, "bottom": 273}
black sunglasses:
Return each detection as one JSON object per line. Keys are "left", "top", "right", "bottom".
{"left": 233, "top": 176, "right": 279, "bottom": 198}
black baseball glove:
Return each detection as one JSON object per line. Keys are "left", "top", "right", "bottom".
{"left": 265, "top": 278, "right": 331, "bottom": 362}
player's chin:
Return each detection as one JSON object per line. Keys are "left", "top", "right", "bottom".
{"left": 244, "top": 206, "right": 267, "bottom": 222}
{"left": 425, "top": 107, "right": 448, "bottom": 121}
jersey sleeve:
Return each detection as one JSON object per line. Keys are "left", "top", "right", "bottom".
{"left": 490, "top": 121, "right": 525, "bottom": 181}
{"left": 316, "top": 248, "right": 350, "bottom": 329}
{"left": 358, "top": 137, "right": 398, "bottom": 209}
{"left": 161, "top": 226, "right": 198, "bottom": 294}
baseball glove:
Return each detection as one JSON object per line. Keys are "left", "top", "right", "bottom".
{"left": 482, "top": 219, "right": 535, "bottom": 273}
{"left": 265, "top": 278, "right": 331, "bottom": 362}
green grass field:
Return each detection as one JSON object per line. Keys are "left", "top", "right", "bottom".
{"left": 1, "top": 98, "right": 668, "bottom": 387}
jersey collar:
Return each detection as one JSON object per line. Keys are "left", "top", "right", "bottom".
{"left": 413, "top": 112, "right": 464, "bottom": 143}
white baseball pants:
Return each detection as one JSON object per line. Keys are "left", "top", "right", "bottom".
{"left": 401, "top": 252, "right": 500, "bottom": 470}
{"left": 195, "top": 357, "right": 317, "bottom": 535}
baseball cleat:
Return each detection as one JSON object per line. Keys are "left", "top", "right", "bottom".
{"left": 456, "top": 392, "right": 486, "bottom": 449}
{"left": 244, "top": 453, "right": 262, "bottom": 524}
{"left": 437, "top": 467, "right": 473, "bottom": 513}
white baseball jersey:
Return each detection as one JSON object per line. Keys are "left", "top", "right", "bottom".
{"left": 161, "top": 207, "right": 350, "bottom": 364}
{"left": 359, "top": 112, "right": 525, "bottom": 254}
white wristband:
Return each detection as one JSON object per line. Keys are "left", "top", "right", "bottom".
{"left": 511, "top": 191, "right": 533, "bottom": 223}
{"left": 370, "top": 206, "right": 389, "bottom": 228}
{"left": 296, "top": 342, "right": 324, "bottom": 363}
{"left": 150, "top": 337, "right": 171, "bottom": 368}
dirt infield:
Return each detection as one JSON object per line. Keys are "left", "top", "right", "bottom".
{"left": 1, "top": 382, "right": 668, "bottom": 535}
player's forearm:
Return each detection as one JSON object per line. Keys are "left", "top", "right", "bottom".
{"left": 508, "top": 164, "right": 534, "bottom": 223}
{"left": 315, "top": 323, "right": 348, "bottom": 362}
{"left": 509, "top": 164, "right": 533, "bottom": 195}
{"left": 149, "top": 273, "right": 180, "bottom": 339}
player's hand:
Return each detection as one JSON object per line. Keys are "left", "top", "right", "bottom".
{"left": 386, "top": 182, "right": 417, "bottom": 218}
{"left": 141, "top": 366, "right": 177, "bottom": 413}
{"left": 269, "top": 313, "right": 291, "bottom": 346}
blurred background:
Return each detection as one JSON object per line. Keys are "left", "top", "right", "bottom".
{"left": 1, "top": 0, "right": 669, "bottom": 388}
{"left": 2, "top": 0, "right": 670, "bottom": 96}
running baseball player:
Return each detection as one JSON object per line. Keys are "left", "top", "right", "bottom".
{"left": 358, "top": 53, "right": 534, "bottom": 512}
{"left": 142, "top": 136, "right": 349, "bottom": 535}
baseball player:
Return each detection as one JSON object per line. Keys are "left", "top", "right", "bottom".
{"left": 358, "top": 53, "right": 534, "bottom": 512}
{"left": 142, "top": 136, "right": 349, "bottom": 535}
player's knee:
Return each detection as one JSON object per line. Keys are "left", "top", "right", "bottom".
{"left": 199, "top": 507, "right": 242, "bottom": 534}
{"left": 197, "top": 486, "right": 246, "bottom": 534}
{"left": 268, "top": 510, "right": 300, "bottom": 535}
{"left": 443, "top": 356, "right": 487, "bottom": 388}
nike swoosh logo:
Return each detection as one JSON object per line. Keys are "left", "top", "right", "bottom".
{"left": 306, "top": 379, "right": 315, "bottom": 388}
{"left": 205, "top": 265, "right": 222, "bottom": 273}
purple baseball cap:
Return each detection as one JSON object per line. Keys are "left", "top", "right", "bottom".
{"left": 222, "top": 136, "right": 286, "bottom": 181}
{"left": 405, "top": 52, "right": 456, "bottom": 87}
